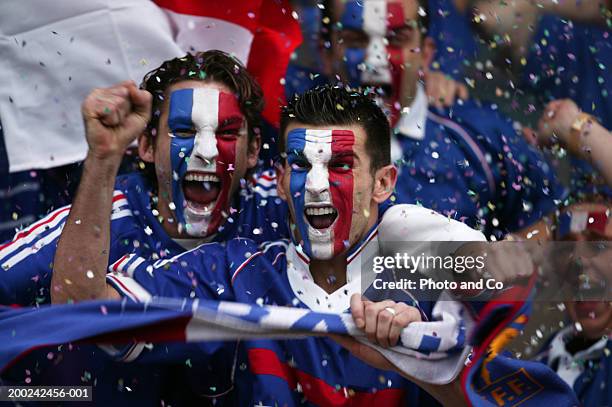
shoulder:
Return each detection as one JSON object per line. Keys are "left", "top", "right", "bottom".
{"left": 428, "top": 99, "right": 515, "bottom": 137}
{"left": 379, "top": 204, "right": 486, "bottom": 242}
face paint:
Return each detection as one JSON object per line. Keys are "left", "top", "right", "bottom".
{"left": 168, "top": 88, "right": 243, "bottom": 237}
{"left": 286, "top": 128, "right": 355, "bottom": 259}
{"left": 557, "top": 210, "right": 611, "bottom": 239}
{"left": 341, "top": 0, "right": 407, "bottom": 123}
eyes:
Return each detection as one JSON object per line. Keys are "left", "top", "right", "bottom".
{"left": 338, "top": 25, "right": 416, "bottom": 48}
{"left": 172, "top": 128, "right": 241, "bottom": 140}
{"left": 288, "top": 154, "right": 354, "bottom": 172}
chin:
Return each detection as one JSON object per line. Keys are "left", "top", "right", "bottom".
{"left": 183, "top": 211, "right": 213, "bottom": 237}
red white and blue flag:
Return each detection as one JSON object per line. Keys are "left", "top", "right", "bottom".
{"left": 0, "top": 0, "right": 301, "bottom": 172}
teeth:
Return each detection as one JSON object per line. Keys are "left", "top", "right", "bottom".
{"left": 184, "top": 173, "right": 220, "bottom": 182}
{"left": 305, "top": 207, "right": 336, "bottom": 216}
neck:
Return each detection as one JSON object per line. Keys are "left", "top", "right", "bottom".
{"left": 310, "top": 255, "right": 348, "bottom": 294}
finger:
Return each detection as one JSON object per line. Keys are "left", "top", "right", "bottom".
{"left": 522, "top": 127, "right": 538, "bottom": 146}
{"left": 364, "top": 300, "right": 394, "bottom": 343}
{"left": 128, "top": 86, "right": 152, "bottom": 124}
{"left": 98, "top": 95, "right": 132, "bottom": 127}
{"left": 457, "top": 83, "right": 469, "bottom": 100}
{"left": 389, "top": 306, "right": 421, "bottom": 346}
{"left": 376, "top": 306, "right": 395, "bottom": 348}
{"left": 440, "top": 81, "right": 454, "bottom": 107}
{"left": 350, "top": 293, "right": 366, "bottom": 329}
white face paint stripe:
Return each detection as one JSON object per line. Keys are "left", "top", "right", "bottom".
{"left": 304, "top": 129, "right": 332, "bottom": 195}
{"left": 362, "top": 0, "right": 391, "bottom": 84}
{"left": 363, "top": 0, "right": 387, "bottom": 36}
{"left": 304, "top": 129, "right": 333, "bottom": 259}
{"left": 191, "top": 88, "right": 220, "bottom": 165}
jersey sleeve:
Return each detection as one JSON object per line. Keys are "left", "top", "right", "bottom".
{"left": 482, "top": 110, "right": 566, "bottom": 234}
{"left": 106, "top": 242, "right": 234, "bottom": 303}
{"left": 0, "top": 190, "right": 138, "bottom": 305}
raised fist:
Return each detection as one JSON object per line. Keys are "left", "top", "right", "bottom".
{"left": 81, "top": 81, "right": 152, "bottom": 161}
{"left": 536, "top": 99, "right": 581, "bottom": 149}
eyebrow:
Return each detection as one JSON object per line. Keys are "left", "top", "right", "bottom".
{"left": 218, "top": 116, "right": 244, "bottom": 128}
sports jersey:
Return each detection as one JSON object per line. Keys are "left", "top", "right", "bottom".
{"left": 105, "top": 203, "right": 486, "bottom": 406}
{"left": 392, "top": 85, "right": 565, "bottom": 239}
{"left": 0, "top": 170, "right": 288, "bottom": 306}
{"left": 536, "top": 326, "right": 612, "bottom": 406}
{"left": 427, "top": 0, "right": 479, "bottom": 79}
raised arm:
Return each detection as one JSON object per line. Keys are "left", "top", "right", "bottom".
{"left": 537, "top": 99, "right": 612, "bottom": 188}
{"left": 51, "top": 81, "right": 151, "bottom": 304}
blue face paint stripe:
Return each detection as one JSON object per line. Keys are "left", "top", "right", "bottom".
{"left": 340, "top": 1, "right": 364, "bottom": 30}
{"left": 168, "top": 88, "right": 195, "bottom": 131}
{"left": 168, "top": 89, "right": 196, "bottom": 228}
{"left": 286, "top": 128, "right": 311, "bottom": 256}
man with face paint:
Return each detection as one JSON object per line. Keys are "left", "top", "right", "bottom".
{"left": 327, "top": 0, "right": 566, "bottom": 240}
{"left": 0, "top": 50, "right": 288, "bottom": 307}
{"left": 88, "top": 85, "right": 493, "bottom": 406}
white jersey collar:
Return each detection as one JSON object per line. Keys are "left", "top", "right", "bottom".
{"left": 394, "top": 83, "right": 428, "bottom": 141}
{"left": 286, "top": 226, "right": 380, "bottom": 313}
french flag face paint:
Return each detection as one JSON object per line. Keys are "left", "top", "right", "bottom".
{"left": 168, "top": 88, "right": 243, "bottom": 237}
{"left": 286, "top": 128, "right": 355, "bottom": 259}
{"left": 340, "top": 0, "right": 406, "bottom": 122}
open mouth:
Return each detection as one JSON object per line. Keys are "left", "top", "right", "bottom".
{"left": 182, "top": 172, "right": 222, "bottom": 214}
{"left": 304, "top": 205, "right": 338, "bottom": 230}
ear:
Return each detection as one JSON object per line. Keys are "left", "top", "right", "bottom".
{"left": 421, "top": 37, "right": 437, "bottom": 70}
{"left": 138, "top": 133, "right": 155, "bottom": 163}
{"left": 372, "top": 165, "right": 398, "bottom": 203}
{"left": 276, "top": 160, "right": 289, "bottom": 202}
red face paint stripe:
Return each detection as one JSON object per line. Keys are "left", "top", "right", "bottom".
{"left": 248, "top": 348, "right": 405, "bottom": 406}
{"left": 386, "top": 3, "right": 405, "bottom": 29}
{"left": 207, "top": 92, "right": 243, "bottom": 235}
{"left": 330, "top": 130, "right": 355, "bottom": 255}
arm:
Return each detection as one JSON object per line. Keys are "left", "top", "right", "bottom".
{"left": 537, "top": 99, "right": 612, "bottom": 187}
{"left": 51, "top": 82, "right": 151, "bottom": 304}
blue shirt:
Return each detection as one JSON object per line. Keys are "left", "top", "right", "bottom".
{"left": 0, "top": 171, "right": 288, "bottom": 306}
{"left": 393, "top": 98, "right": 565, "bottom": 239}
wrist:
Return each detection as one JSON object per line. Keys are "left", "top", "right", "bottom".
{"left": 85, "top": 151, "right": 123, "bottom": 177}
{"left": 567, "top": 112, "right": 595, "bottom": 157}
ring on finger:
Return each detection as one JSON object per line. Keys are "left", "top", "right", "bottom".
{"left": 384, "top": 307, "right": 397, "bottom": 317}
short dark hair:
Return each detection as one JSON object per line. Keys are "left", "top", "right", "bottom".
{"left": 140, "top": 50, "right": 263, "bottom": 141}
{"left": 280, "top": 84, "right": 391, "bottom": 171}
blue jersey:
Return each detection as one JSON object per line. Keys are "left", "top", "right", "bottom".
{"left": 0, "top": 171, "right": 288, "bottom": 306}
{"left": 536, "top": 327, "right": 612, "bottom": 407}
{"left": 393, "top": 97, "right": 565, "bottom": 239}
{"left": 105, "top": 204, "right": 486, "bottom": 406}
{"left": 523, "top": 15, "right": 612, "bottom": 200}
{"left": 427, "top": 0, "right": 479, "bottom": 79}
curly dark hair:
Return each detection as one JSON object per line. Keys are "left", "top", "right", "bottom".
{"left": 280, "top": 84, "right": 391, "bottom": 172}
{"left": 140, "top": 50, "right": 264, "bottom": 142}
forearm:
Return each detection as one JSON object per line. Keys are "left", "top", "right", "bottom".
{"left": 51, "top": 154, "right": 121, "bottom": 303}
{"left": 538, "top": 0, "right": 609, "bottom": 24}
{"left": 577, "top": 123, "right": 612, "bottom": 187}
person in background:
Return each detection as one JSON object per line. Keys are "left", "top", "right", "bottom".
{"left": 327, "top": 0, "right": 565, "bottom": 240}
{"left": 535, "top": 201, "right": 612, "bottom": 406}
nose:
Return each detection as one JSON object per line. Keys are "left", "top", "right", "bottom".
{"left": 193, "top": 128, "right": 218, "bottom": 166}
{"left": 362, "top": 36, "right": 391, "bottom": 85}
{"left": 306, "top": 163, "right": 329, "bottom": 195}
